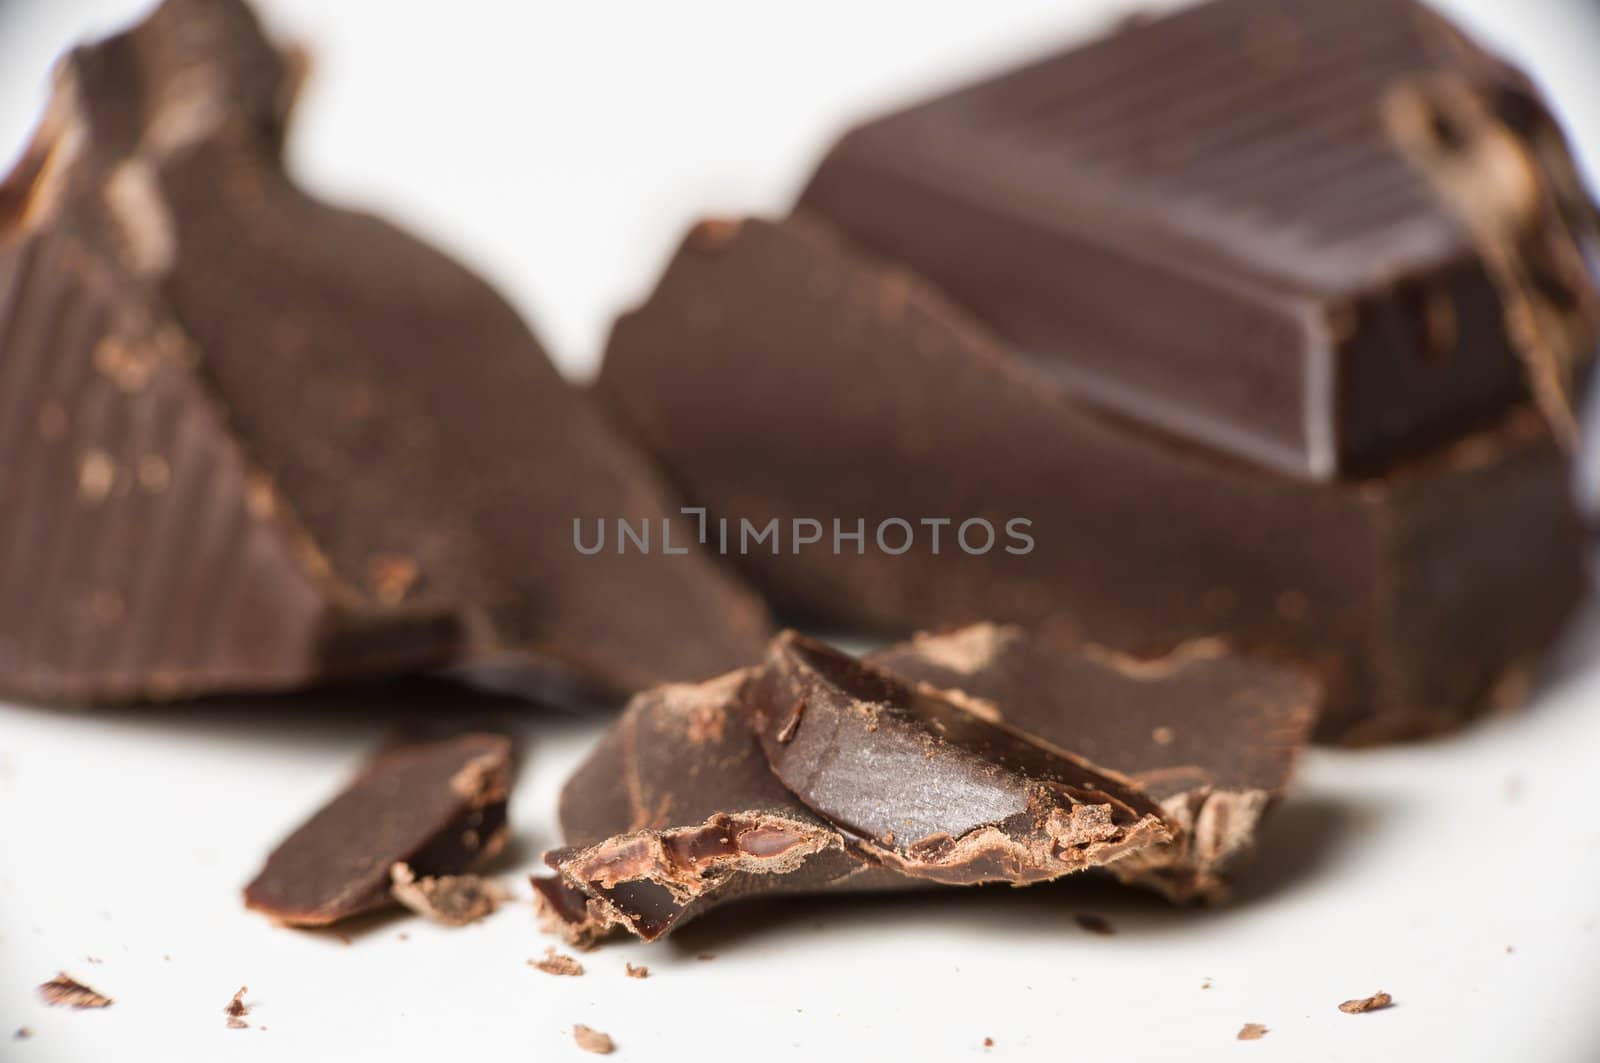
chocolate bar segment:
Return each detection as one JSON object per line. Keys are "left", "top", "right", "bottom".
{"left": 745, "top": 632, "right": 1171, "bottom": 885}
{"left": 244, "top": 732, "right": 511, "bottom": 926}
{"left": 797, "top": 0, "right": 1596, "bottom": 478}
{"left": 0, "top": 0, "right": 769, "bottom": 703}
{"left": 596, "top": 216, "right": 1584, "bottom": 742}
{"left": 869, "top": 625, "right": 1319, "bottom": 901}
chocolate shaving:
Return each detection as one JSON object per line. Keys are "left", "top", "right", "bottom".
{"left": 224, "top": 986, "right": 250, "bottom": 1029}
{"left": 390, "top": 863, "right": 505, "bottom": 926}
{"left": 1237, "top": 1023, "right": 1269, "bottom": 1041}
{"left": 1338, "top": 990, "right": 1394, "bottom": 1014}
{"left": 532, "top": 948, "right": 585, "bottom": 977}
{"left": 869, "top": 625, "right": 1319, "bottom": 902}
{"left": 624, "top": 963, "right": 649, "bottom": 979}
{"left": 244, "top": 732, "right": 511, "bottom": 926}
{"left": 573, "top": 1025, "right": 615, "bottom": 1055}
{"left": 38, "top": 973, "right": 112, "bottom": 1009}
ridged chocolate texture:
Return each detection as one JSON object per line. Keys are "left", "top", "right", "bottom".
{"left": 798, "top": 0, "right": 1596, "bottom": 478}
{"left": 868, "top": 625, "right": 1319, "bottom": 902}
{"left": 597, "top": 216, "right": 1585, "bottom": 743}
{"left": 0, "top": 0, "right": 770, "bottom": 702}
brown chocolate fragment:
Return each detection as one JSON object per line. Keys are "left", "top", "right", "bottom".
{"left": 573, "top": 1025, "right": 615, "bottom": 1055}
{"left": 799, "top": 0, "right": 1596, "bottom": 478}
{"left": 1237, "top": 1023, "right": 1269, "bottom": 1041}
{"left": 597, "top": 215, "right": 1584, "bottom": 742}
{"left": 389, "top": 863, "right": 505, "bottom": 926}
{"left": 0, "top": 0, "right": 769, "bottom": 705}
{"left": 533, "top": 672, "right": 905, "bottom": 945}
{"left": 745, "top": 632, "right": 1171, "bottom": 885}
{"left": 624, "top": 963, "right": 649, "bottom": 979}
{"left": 1338, "top": 990, "right": 1394, "bottom": 1014}
{"left": 14, "top": 1027, "right": 31, "bottom": 1040}
{"left": 224, "top": 986, "right": 250, "bottom": 1029}
{"left": 537, "top": 637, "right": 1172, "bottom": 943}
{"left": 37, "top": 973, "right": 112, "bottom": 1008}
{"left": 532, "top": 948, "right": 585, "bottom": 977}
{"left": 869, "top": 625, "right": 1318, "bottom": 901}
{"left": 244, "top": 732, "right": 511, "bottom": 926}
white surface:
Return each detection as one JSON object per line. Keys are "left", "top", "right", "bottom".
{"left": 1, "top": 1, "right": 1599, "bottom": 1060}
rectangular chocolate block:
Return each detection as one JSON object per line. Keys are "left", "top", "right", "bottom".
{"left": 597, "top": 216, "right": 1585, "bottom": 743}
{"left": 798, "top": 0, "right": 1597, "bottom": 478}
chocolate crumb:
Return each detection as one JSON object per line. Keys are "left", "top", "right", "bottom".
{"left": 1237, "top": 1023, "right": 1268, "bottom": 1041}
{"left": 1074, "top": 913, "right": 1116, "bottom": 936}
{"left": 624, "top": 963, "right": 649, "bottom": 979}
{"left": 1338, "top": 990, "right": 1393, "bottom": 1014}
{"left": 224, "top": 986, "right": 250, "bottom": 1029}
{"left": 983, "top": 1036, "right": 995, "bottom": 1048}
{"left": 573, "top": 1024, "right": 615, "bottom": 1054}
{"left": 1201, "top": 978, "right": 1213, "bottom": 990}
{"left": 38, "top": 973, "right": 112, "bottom": 1008}
{"left": 532, "top": 948, "right": 585, "bottom": 977}
{"left": 390, "top": 863, "right": 504, "bottom": 926}
{"left": 14, "top": 1027, "right": 32, "bottom": 1040}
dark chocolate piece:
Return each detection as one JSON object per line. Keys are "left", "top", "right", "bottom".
{"left": 536, "top": 644, "right": 1170, "bottom": 943}
{"left": 534, "top": 672, "right": 907, "bottom": 945}
{"left": 745, "top": 632, "right": 1171, "bottom": 885}
{"left": 797, "top": 0, "right": 1596, "bottom": 478}
{"left": 1338, "top": 990, "right": 1394, "bottom": 1014}
{"left": 0, "top": 0, "right": 769, "bottom": 704}
{"left": 244, "top": 732, "right": 510, "bottom": 926}
{"left": 596, "top": 216, "right": 1584, "bottom": 742}
{"left": 869, "top": 625, "right": 1318, "bottom": 901}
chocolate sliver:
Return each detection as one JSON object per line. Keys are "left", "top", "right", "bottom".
{"left": 869, "top": 625, "right": 1319, "bottom": 902}
{"left": 244, "top": 732, "right": 511, "bottom": 926}
{"left": 744, "top": 632, "right": 1172, "bottom": 886}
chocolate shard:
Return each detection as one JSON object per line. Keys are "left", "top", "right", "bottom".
{"left": 868, "top": 625, "right": 1319, "bottom": 902}
{"left": 244, "top": 732, "right": 511, "bottom": 926}
{"left": 534, "top": 672, "right": 907, "bottom": 945}
{"left": 0, "top": 0, "right": 769, "bottom": 704}
{"left": 796, "top": 0, "right": 1597, "bottom": 479}
{"left": 596, "top": 215, "right": 1584, "bottom": 743}
{"left": 745, "top": 632, "right": 1172, "bottom": 885}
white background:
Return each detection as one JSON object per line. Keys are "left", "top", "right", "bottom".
{"left": 1, "top": 0, "right": 1599, "bottom": 1060}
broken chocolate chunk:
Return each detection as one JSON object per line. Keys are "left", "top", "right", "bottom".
{"left": 537, "top": 637, "right": 1173, "bottom": 943}
{"left": 534, "top": 672, "right": 904, "bottom": 945}
{"left": 744, "top": 632, "right": 1171, "bottom": 885}
{"left": 869, "top": 624, "right": 1319, "bottom": 901}
{"left": 244, "top": 732, "right": 510, "bottom": 926}
{"left": 37, "top": 973, "right": 112, "bottom": 1009}
{"left": 798, "top": 0, "right": 1597, "bottom": 478}
{"left": 0, "top": 0, "right": 769, "bottom": 704}
{"left": 597, "top": 215, "right": 1584, "bottom": 742}
{"left": 389, "top": 863, "right": 505, "bottom": 926}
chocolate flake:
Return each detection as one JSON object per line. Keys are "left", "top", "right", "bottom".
{"left": 38, "top": 973, "right": 112, "bottom": 1008}
{"left": 1338, "top": 991, "right": 1394, "bottom": 1014}
{"left": 1237, "top": 1023, "right": 1269, "bottom": 1041}
{"left": 224, "top": 986, "right": 250, "bottom": 1029}
{"left": 532, "top": 948, "right": 585, "bottom": 977}
{"left": 624, "top": 963, "right": 649, "bottom": 979}
{"left": 573, "top": 1025, "right": 615, "bottom": 1055}
{"left": 390, "top": 863, "right": 505, "bottom": 926}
